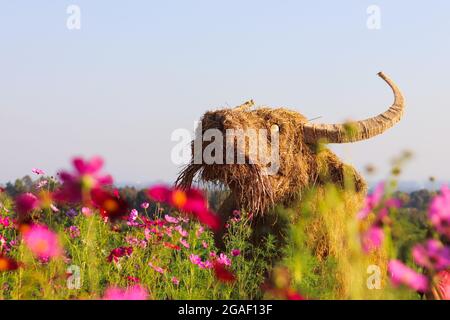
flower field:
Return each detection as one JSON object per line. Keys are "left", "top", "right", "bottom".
{"left": 0, "top": 155, "right": 449, "bottom": 300}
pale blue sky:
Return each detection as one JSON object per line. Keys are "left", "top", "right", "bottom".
{"left": 0, "top": 1, "right": 449, "bottom": 185}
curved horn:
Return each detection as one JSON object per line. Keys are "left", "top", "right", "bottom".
{"left": 303, "top": 72, "right": 405, "bottom": 144}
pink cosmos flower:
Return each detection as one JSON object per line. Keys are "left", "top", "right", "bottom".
{"left": 81, "top": 207, "right": 92, "bottom": 217}
{"left": 171, "top": 277, "right": 180, "bottom": 286}
{"left": 0, "top": 216, "right": 11, "bottom": 228}
{"left": 231, "top": 249, "right": 241, "bottom": 257}
{"left": 164, "top": 226, "right": 174, "bottom": 238}
{"left": 50, "top": 204, "right": 59, "bottom": 213}
{"left": 361, "top": 226, "right": 384, "bottom": 253}
{"left": 148, "top": 262, "right": 165, "bottom": 274}
{"left": 140, "top": 202, "right": 150, "bottom": 210}
{"left": 217, "top": 253, "right": 231, "bottom": 266}
{"left": 202, "top": 240, "right": 209, "bottom": 249}
{"left": 36, "top": 180, "right": 48, "bottom": 189}
{"left": 0, "top": 235, "right": 11, "bottom": 253}
{"left": 175, "top": 225, "right": 188, "bottom": 237}
{"left": 196, "top": 226, "right": 205, "bottom": 238}
{"left": 202, "top": 260, "right": 213, "bottom": 269}
{"left": 428, "top": 186, "right": 450, "bottom": 239}
{"left": 357, "top": 183, "right": 385, "bottom": 220}
{"left": 127, "top": 209, "right": 139, "bottom": 226}
{"left": 189, "top": 254, "right": 202, "bottom": 265}
{"left": 15, "top": 193, "right": 40, "bottom": 216}
{"left": 388, "top": 260, "right": 429, "bottom": 293}
{"left": 179, "top": 238, "right": 190, "bottom": 249}
{"left": 103, "top": 285, "right": 148, "bottom": 300}
{"left": 67, "top": 226, "right": 81, "bottom": 239}
{"left": 32, "top": 168, "right": 45, "bottom": 175}
{"left": 164, "top": 214, "right": 179, "bottom": 224}
{"left": 23, "top": 225, "right": 62, "bottom": 260}
{"left": 412, "top": 240, "right": 450, "bottom": 271}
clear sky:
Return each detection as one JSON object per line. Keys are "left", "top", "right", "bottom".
{"left": 1, "top": 1, "right": 449, "bottom": 186}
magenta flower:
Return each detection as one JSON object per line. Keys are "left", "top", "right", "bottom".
{"left": 388, "top": 260, "right": 429, "bottom": 293}
{"left": 189, "top": 254, "right": 202, "bottom": 265}
{"left": 23, "top": 225, "right": 62, "bottom": 260}
{"left": 32, "top": 168, "right": 45, "bottom": 175}
{"left": 147, "top": 186, "right": 221, "bottom": 231}
{"left": 172, "top": 277, "right": 180, "bottom": 285}
{"left": 217, "top": 253, "right": 232, "bottom": 266}
{"left": 231, "top": 249, "right": 241, "bottom": 257}
{"left": 127, "top": 209, "right": 139, "bottom": 226}
{"left": 199, "top": 260, "right": 213, "bottom": 269}
{"left": 412, "top": 240, "right": 450, "bottom": 271}
{"left": 140, "top": 202, "right": 150, "bottom": 210}
{"left": 103, "top": 285, "right": 148, "bottom": 300}
{"left": 54, "top": 156, "right": 113, "bottom": 204}
{"left": 147, "top": 185, "right": 172, "bottom": 202}
{"left": 15, "top": 193, "right": 40, "bottom": 216}
{"left": 0, "top": 234, "right": 11, "bottom": 253}
{"left": 107, "top": 247, "right": 133, "bottom": 263}
{"left": 0, "top": 216, "right": 11, "bottom": 228}
{"left": 429, "top": 186, "right": 450, "bottom": 239}
{"left": 202, "top": 240, "right": 209, "bottom": 249}
{"left": 361, "top": 226, "right": 384, "bottom": 253}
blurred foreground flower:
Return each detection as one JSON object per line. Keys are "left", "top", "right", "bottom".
{"left": 213, "top": 261, "right": 236, "bottom": 283}
{"left": 148, "top": 185, "right": 220, "bottom": 231}
{"left": 103, "top": 284, "right": 148, "bottom": 300}
{"left": 388, "top": 260, "right": 429, "bottom": 293}
{"left": 22, "top": 225, "right": 62, "bottom": 260}
{"left": 15, "top": 193, "right": 40, "bottom": 216}
{"left": 361, "top": 226, "right": 384, "bottom": 254}
{"left": 412, "top": 240, "right": 450, "bottom": 272}
{"left": 91, "top": 188, "right": 128, "bottom": 221}
{"left": 0, "top": 255, "right": 19, "bottom": 272}
{"left": 432, "top": 270, "right": 450, "bottom": 300}
{"left": 357, "top": 183, "right": 385, "bottom": 220}
{"left": 54, "top": 156, "right": 113, "bottom": 204}
{"left": 429, "top": 186, "right": 450, "bottom": 239}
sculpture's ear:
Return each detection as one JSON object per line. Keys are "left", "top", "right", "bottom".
{"left": 315, "top": 149, "right": 366, "bottom": 193}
